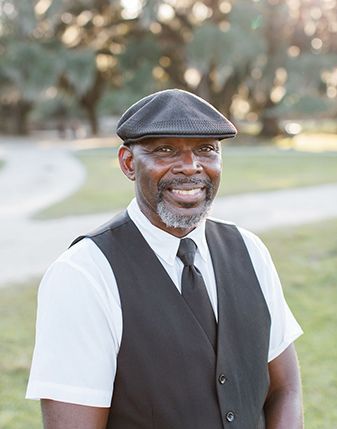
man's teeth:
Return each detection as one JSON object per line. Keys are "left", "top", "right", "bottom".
{"left": 171, "top": 188, "right": 202, "bottom": 195}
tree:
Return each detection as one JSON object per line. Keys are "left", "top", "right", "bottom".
{"left": 0, "top": 1, "right": 60, "bottom": 133}
{"left": 1, "top": 0, "right": 336, "bottom": 137}
{"left": 253, "top": 0, "right": 337, "bottom": 136}
{"left": 49, "top": 0, "right": 150, "bottom": 134}
{"left": 142, "top": 0, "right": 337, "bottom": 136}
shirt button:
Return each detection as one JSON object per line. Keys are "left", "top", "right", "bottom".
{"left": 218, "top": 373, "right": 227, "bottom": 384}
{"left": 225, "top": 411, "right": 235, "bottom": 422}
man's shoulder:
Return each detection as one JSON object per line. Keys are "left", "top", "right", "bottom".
{"left": 85, "top": 210, "right": 131, "bottom": 237}
{"left": 70, "top": 210, "right": 131, "bottom": 248}
{"left": 206, "top": 217, "right": 268, "bottom": 255}
{"left": 58, "top": 237, "right": 104, "bottom": 268}
{"left": 206, "top": 216, "right": 237, "bottom": 230}
{"left": 206, "top": 216, "right": 246, "bottom": 237}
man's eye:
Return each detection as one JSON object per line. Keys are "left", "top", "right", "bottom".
{"left": 155, "top": 146, "right": 174, "bottom": 153}
{"left": 199, "top": 145, "right": 217, "bottom": 153}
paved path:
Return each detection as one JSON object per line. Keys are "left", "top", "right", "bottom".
{"left": 211, "top": 183, "right": 337, "bottom": 231}
{"left": 0, "top": 139, "right": 86, "bottom": 218}
{"left": 1, "top": 138, "right": 337, "bottom": 286}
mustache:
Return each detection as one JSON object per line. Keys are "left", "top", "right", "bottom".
{"left": 157, "top": 177, "right": 213, "bottom": 193}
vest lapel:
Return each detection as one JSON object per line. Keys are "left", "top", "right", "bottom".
{"left": 205, "top": 221, "right": 234, "bottom": 355}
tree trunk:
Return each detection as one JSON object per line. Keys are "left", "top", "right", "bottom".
{"left": 256, "top": 3, "right": 289, "bottom": 138}
{"left": 15, "top": 101, "right": 32, "bottom": 135}
{"left": 259, "top": 116, "right": 281, "bottom": 137}
{"left": 79, "top": 71, "right": 105, "bottom": 136}
{"left": 1, "top": 101, "right": 33, "bottom": 135}
{"left": 84, "top": 102, "right": 99, "bottom": 136}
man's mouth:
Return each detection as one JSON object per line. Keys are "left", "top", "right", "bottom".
{"left": 170, "top": 187, "right": 204, "bottom": 196}
{"left": 156, "top": 178, "right": 214, "bottom": 226}
{"left": 157, "top": 177, "right": 213, "bottom": 208}
{"left": 163, "top": 185, "right": 206, "bottom": 207}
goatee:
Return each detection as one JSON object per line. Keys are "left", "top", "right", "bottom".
{"left": 156, "top": 177, "right": 215, "bottom": 230}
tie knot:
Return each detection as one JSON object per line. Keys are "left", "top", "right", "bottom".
{"left": 177, "top": 238, "right": 197, "bottom": 267}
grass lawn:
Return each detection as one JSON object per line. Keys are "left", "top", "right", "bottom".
{"left": 1, "top": 218, "right": 336, "bottom": 428}
{"left": 262, "top": 221, "right": 337, "bottom": 428}
{"left": 0, "top": 282, "right": 42, "bottom": 429}
{"left": 36, "top": 144, "right": 337, "bottom": 219}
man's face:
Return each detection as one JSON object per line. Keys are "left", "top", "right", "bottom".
{"left": 119, "top": 137, "right": 222, "bottom": 237}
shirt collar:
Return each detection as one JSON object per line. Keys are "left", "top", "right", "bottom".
{"left": 127, "top": 198, "right": 208, "bottom": 265}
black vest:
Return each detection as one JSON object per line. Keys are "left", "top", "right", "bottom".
{"left": 72, "top": 212, "right": 271, "bottom": 429}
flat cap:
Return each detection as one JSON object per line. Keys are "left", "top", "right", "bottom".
{"left": 116, "top": 89, "right": 237, "bottom": 144}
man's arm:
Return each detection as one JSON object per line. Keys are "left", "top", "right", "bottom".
{"left": 41, "top": 400, "right": 110, "bottom": 429}
{"left": 264, "top": 343, "right": 303, "bottom": 429}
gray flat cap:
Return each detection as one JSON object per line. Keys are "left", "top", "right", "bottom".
{"left": 116, "top": 89, "right": 237, "bottom": 144}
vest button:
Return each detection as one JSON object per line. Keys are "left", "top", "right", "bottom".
{"left": 225, "top": 411, "right": 235, "bottom": 422}
{"left": 218, "top": 373, "right": 227, "bottom": 384}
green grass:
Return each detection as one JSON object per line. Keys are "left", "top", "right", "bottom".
{"left": 36, "top": 148, "right": 135, "bottom": 219}
{"left": 1, "top": 219, "right": 337, "bottom": 428}
{"left": 220, "top": 146, "right": 337, "bottom": 194}
{"left": 262, "top": 220, "right": 337, "bottom": 428}
{"left": 36, "top": 145, "right": 337, "bottom": 219}
{"left": 0, "top": 281, "right": 42, "bottom": 429}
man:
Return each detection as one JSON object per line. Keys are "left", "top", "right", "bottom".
{"left": 27, "top": 89, "right": 303, "bottom": 428}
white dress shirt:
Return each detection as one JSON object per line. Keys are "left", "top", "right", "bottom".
{"left": 26, "top": 199, "right": 303, "bottom": 407}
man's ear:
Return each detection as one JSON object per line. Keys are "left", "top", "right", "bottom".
{"left": 118, "top": 144, "right": 136, "bottom": 181}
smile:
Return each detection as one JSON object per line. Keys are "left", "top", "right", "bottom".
{"left": 170, "top": 188, "right": 204, "bottom": 196}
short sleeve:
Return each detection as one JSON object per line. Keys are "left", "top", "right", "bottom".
{"left": 239, "top": 228, "right": 303, "bottom": 362}
{"left": 26, "top": 239, "right": 122, "bottom": 407}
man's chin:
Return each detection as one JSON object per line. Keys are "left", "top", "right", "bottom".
{"left": 157, "top": 200, "right": 211, "bottom": 230}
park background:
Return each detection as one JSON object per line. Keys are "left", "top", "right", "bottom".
{"left": 0, "top": 0, "right": 336, "bottom": 427}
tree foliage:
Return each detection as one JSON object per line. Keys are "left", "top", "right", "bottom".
{"left": 0, "top": 0, "right": 336, "bottom": 136}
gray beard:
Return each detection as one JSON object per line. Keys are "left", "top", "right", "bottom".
{"left": 156, "top": 199, "right": 212, "bottom": 230}
{"left": 156, "top": 177, "right": 216, "bottom": 230}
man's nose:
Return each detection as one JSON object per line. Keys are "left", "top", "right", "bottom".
{"left": 171, "top": 150, "right": 203, "bottom": 175}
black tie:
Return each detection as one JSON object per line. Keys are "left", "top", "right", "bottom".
{"left": 177, "top": 238, "right": 217, "bottom": 350}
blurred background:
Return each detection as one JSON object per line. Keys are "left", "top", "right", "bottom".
{"left": 0, "top": 1, "right": 337, "bottom": 428}
{"left": 0, "top": 0, "right": 336, "bottom": 138}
